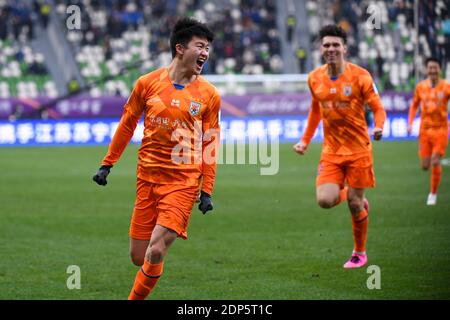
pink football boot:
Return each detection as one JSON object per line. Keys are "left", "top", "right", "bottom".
{"left": 343, "top": 252, "right": 368, "bottom": 269}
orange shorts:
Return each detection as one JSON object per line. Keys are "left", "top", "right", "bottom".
{"left": 418, "top": 127, "right": 448, "bottom": 158}
{"left": 316, "top": 153, "right": 375, "bottom": 189}
{"left": 129, "top": 179, "right": 200, "bottom": 241}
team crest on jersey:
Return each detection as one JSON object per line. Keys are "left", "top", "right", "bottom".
{"left": 189, "top": 101, "right": 201, "bottom": 116}
{"left": 343, "top": 85, "right": 352, "bottom": 97}
{"left": 438, "top": 91, "right": 444, "bottom": 100}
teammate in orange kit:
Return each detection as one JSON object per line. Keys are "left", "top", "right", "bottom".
{"left": 92, "top": 18, "right": 220, "bottom": 299}
{"left": 293, "top": 25, "right": 386, "bottom": 269}
{"left": 407, "top": 57, "right": 450, "bottom": 205}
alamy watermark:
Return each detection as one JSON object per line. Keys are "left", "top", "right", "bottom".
{"left": 366, "top": 265, "right": 381, "bottom": 290}
{"left": 366, "top": 4, "right": 382, "bottom": 30}
{"left": 169, "top": 122, "right": 279, "bottom": 175}
{"left": 66, "top": 5, "right": 81, "bottom": 30}
{"left": 66, "top": 265, "right": 81, "bottom": 290}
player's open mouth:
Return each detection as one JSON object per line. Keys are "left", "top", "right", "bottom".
{"left": 196, "top": 58, "right": 206, "bottom": 68}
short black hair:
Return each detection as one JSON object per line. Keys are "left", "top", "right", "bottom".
{"left": 169, "top": 17, "right": 215, "bottom": 58}
{"left": 425, "top": 57, "right": 441, "bottom": 67}
{"left": 319, "top": 24, "right": 347, "bottom": 45}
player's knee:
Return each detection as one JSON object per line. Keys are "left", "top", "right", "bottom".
{"left": 130, "top": 251, "right": 145, "bottom": 266}
{"left": 348, "top": 199, "right": 363, "bottom": 214}
{"left": 431, "top": 157, "right": 441, "bottom": 167}
{"left": 317, "top": 197, "right": 335, "bottom": 209}
{"left": 147, "top": 244, "right": 165, "bottom": 263}
{"left": 421, "top": 159, "right": 431, "bottom": 170}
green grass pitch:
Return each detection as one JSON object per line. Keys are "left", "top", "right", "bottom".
{"left": 0, "top": 141, "right": 449, "bottom": 299}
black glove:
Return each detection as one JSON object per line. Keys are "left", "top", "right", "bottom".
{"left": 92, "top": 165, "right": 112, "bottom": 186}
{"left": 198, "top": 191, "right": 213, "bottom": 214}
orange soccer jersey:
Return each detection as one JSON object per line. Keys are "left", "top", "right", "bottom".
{"left": 102, "top": 67, "right": 221, "bottom": 195}
{"left": 408, "top": 79, "right": 450, "bottom": 130}
{"left": 301, "top": 63, "right": 386, "bottom": 156}
{"left": 408, "top": 79, "right": 450, "bottom": 158}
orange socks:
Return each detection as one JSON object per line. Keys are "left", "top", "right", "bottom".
{"left": 431, "top": 165, "right": 442, "bottom": 194}
{"left": 128, "top": 260, "right": 164, "bottom": 300}
{"left": 351, "top": 208, "right": 368, "bottom": 254}
{"left": 336, "top": 186, "right": 348, "bottom": 205}
{"left": 337, "top": 186, "right": 367, "bottom": 253}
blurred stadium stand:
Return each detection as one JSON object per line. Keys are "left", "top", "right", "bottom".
{"left": 1, "top": 0, "right": 448, "bottom": 146}
{"left": 0, "top": 1, "right": 55, "bottom": 98}
{"left": 0, "top": 0, "right": 448, "bottom": 99}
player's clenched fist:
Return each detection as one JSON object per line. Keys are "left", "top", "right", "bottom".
{"left": 198, "top": 191, "right": 213, "bottom": 214}
{"left": 93, "top": 165, "right": 112, "bottom": 186}
{"left": 373, "top": 127, "right": 383, "bottom": 141}
{"left": 293, "top": 141, "right": 308, "bottom": 155}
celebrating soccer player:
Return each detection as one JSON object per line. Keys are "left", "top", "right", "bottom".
{"left": 293, "top": 25, "right": 386, "bottom": 269}
{"left": 407, "top": 57, "right": 450, "bottom": 205}
{"left": 92, "top": 18, "right": 220, "bottom": 299}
